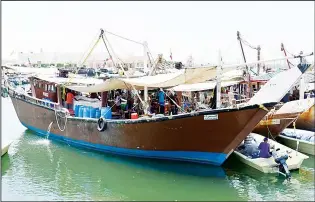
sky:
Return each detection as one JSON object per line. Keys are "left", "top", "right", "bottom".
{"left": 2, "top": 1, "right": 314, "bottom": 65}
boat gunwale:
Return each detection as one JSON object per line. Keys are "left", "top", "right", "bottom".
{"left": 278, "top": 134, "right": 315, "bottom": 146}
{"left": 10, "top": 92, "right": 277, "bottom": 124}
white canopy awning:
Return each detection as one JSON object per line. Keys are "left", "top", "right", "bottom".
{"left": 248, "top": 64, "right": 314, "bottom": 105}
{"left": 33, "top": 75, "right": 104, "bottom": 86}
{"left": 168, "top": 80, "right": 241, "bottom": 92}
{"left": 306, "top": 82, "right": 315, "bottom": 91}
{"left": 4, "top": 66, "right": 59, "bottom": 75}
{"left": 275, "top": 98, "right": 315, "bottom": 115}
{"left": 66, "top": 66, "right": 220, "bottom": 92}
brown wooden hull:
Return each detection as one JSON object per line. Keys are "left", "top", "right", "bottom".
{"left": 10, "top": 95, "right": 276, "bottom": 166}
{"left": 289, "top": 105, "right": 315, "bottom": 131}
{"left": 253, "top": 112, "right": 300, "bottom": 138}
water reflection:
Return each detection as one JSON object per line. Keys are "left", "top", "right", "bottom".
{"left": 1, "top": 154, "right": 11, "bottom": 175}
{"left": 224, "top": 154, "right": 315, "bottom": 201}
{"left": 2, "top": 130, "right": 242, "bottom": 201}
{"left": 2, "top": 129, "right": 314, "bottom": 201}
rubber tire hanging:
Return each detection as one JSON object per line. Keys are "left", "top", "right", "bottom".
{"left": 97, "top": 117, "right": 107, "bottom": 132}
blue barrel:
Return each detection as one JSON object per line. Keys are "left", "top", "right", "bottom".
{"left": 79, "top": 106, "right": 84, "bottom": 118}
{"left": 101, "top": 106, "right": 112, "bottom": 119}
{"left": 95, "top": 108, "right": 101, "bottom": 118}
{"left": 74, "top": 105, "right": 81, "bottom": 117}
{"left": 83, "top": 107, "right": 90, "bottom": 118}
{"left": 90, "top": 107, "right": 97, "bottom": 118}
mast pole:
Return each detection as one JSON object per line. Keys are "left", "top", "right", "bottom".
{"left": 281, "top": 43, "right": 291, "bottom": 69}
{"left": 257, "top": 45, "right": 261, "bottom": 76}
{"left": 143, "top": 41, "right": 148, "bottom": 74}
{"left": 144, "top": 86, "right": 149, "bottom": 114}
{"left": 216, "top": 50, "right": 222, "bottom": 109}
{"left": 237, "top": 31, "right": 251, "bottom": 99}
{"left": 299, "top": 74, "right": 305, "bottom": 100}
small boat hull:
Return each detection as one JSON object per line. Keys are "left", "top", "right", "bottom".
{"left": 277, "top": 134, "right": 315, "bottom": 156}
{"left": 289, "top": 105, "right": 315, "bottom": 132}
{"left": 1, "top": 142, "right": 11, "bottom": 156}
{"left": 233, "top": 133, "right": 309, "bottom": 173}
{"left": 9, "top": 94, "right": 275, "bottom": 166}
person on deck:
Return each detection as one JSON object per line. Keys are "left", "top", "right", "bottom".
{"left": 126, "top": 93, "right": 134, "bottom": 118}
{"left": 168, "top": 92, "right": 176, "bottom": 115}
{"left": 158, "top": 88, "right": 165, "bottom": 114}
{"left": 209, "top": 85, "right": 217, "bottom": 109}
{"left": 90, "top": 92, "right": 100, "bottom": 100}
{"left": 62, "top": 87, "right": 66, "bottom": 107}
{"left": 115, "top": 91, "right": 122, "bottom": 111}
{"left": 174, "top": 93, "right": 180, "bottom": 115}
{"left": 258, "top": 137, "right": 272, "bottom": 158}
{"left": 66, "top": 90, "right": 75, "bottom": 110}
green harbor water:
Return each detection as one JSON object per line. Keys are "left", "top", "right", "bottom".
{"left": 1, "top": 98, "right": 315, "bottom": 201}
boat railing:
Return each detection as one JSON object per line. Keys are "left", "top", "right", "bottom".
{"left": 8, "top": 86, "right": 61, "bottom": 110}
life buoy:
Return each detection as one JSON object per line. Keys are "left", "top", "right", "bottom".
{"left": 97, "top": 117, "right": 107, "bottom": 132}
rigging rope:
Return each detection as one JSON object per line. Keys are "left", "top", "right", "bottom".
{"left": 79, "top": 31, "right": 101, "bottom": 66}
{"left": 103, "top": 29, "right": 143, "bottom": 45}
{"left": 102, "top": 31, "right": 147, "bottom": 112}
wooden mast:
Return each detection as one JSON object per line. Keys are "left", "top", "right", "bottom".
{"left": 237, "top": 31, "right": 251, "bottom": 99}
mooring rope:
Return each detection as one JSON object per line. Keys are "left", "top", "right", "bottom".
{"left": 54, "top": 108, "right": 69, "bottom": 132}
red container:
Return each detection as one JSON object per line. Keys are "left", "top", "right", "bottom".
{"left": 131, "top": 113, "right": 138, "bottom": 119}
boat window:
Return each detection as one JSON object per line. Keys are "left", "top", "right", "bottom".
{"left": 50, "top": 85, "right": 56, "bottom": 92}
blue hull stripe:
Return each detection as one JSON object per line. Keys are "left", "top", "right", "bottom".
{"left": 21, "top": 122, "right": 227, "bottom": 166}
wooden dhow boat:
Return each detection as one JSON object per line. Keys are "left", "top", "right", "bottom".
{"left": 252, "top": 98, "right": 315, "bottom": 138}
{"left": 289, "top": 104, "right": 315, "bottom": 132}
{"left": 8, "top": 46, "right": 312, "bottom": 166}
{"left": 8, "top": 61, "right": 280, "bottom": 166}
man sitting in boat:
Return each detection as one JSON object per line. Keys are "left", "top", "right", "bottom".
{"left": 242, "top": 134, "right": 260, "bottom": 158}
{"left": 258, "top": 137, "right": 272, "bottom": 158}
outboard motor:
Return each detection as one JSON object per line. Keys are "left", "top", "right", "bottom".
{"left": 175, "top": 62, "right": 183, "bottom": 70}
{"left": 272, "top": 148, "right": 291, "bottom": 180}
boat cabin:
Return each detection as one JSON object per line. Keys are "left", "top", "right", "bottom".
{"left": 30, "top": 77, "right": 59, "bottom": 103}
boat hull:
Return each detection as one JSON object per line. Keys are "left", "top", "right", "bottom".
{"left": 289, "top": 105, "right": 315, "bottom": 132}
{"left": 1, "top": 142, "right": 11, "bottom": 156}
{"left": 277, "top": 135, "right": 315, "bottom": 156}
{"left": 253, "top": 113, "right": 300, "bottom": 138}
{"left": 10, "top": 95, "right": 275, "bottom": 166}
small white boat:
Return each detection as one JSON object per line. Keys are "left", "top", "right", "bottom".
{"left": 1, "top": 140, "right": 12, "bottom": 156}
{"left": 278, "top": 128, "right": 315, "bottom": 156}
{"left": 233, "top": 133, "right": 309, "bottom": 173}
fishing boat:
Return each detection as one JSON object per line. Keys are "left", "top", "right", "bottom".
{"left": 231, "top": 61, "right": 313, "bottom": 173}
{"left": 252, "top": 98, "right": 315, "bottom": 138}
{"left": 233, "top": 133, "right": 308, "bottom": 173}
{"left": 290, "top": 105, "right": 315, "bottom": 132}
{"left": 8, "top": 53, "right": 312, "bottom": 166}
{"left": 1, "top": 141, "right": 12, "bottom": 156}
{"left": 278, "top": 128, "right": 314, "bottom": 156}
{"left": 8, "top": 61, "right": 279, "bottom": 166}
